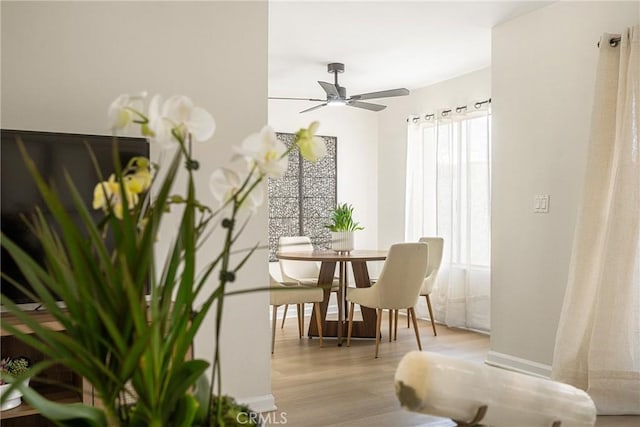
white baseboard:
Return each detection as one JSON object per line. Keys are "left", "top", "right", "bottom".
{"left": 485, "top": 351, "right": 552, "bottom": 378}
{"left": 238, "top": 393, "right": 276, "bottom": 413}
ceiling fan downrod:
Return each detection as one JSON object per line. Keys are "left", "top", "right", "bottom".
{"left": 327, "top": 63, "right": 346, "bottom": 98}
{"left": 328, "top": 62, "right": 345, "bottom": 83}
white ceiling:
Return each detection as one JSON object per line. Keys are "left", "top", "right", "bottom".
{"left": 269, "top": 1, "right": 551, "bottom": 101}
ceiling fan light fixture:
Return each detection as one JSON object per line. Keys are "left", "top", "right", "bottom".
{"left": 327, "top": 98, "right": 347, "bottom": 107}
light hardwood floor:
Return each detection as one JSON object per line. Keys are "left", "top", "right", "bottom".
{"left": 270, "top": 310, "right": 639, "bottom": 427}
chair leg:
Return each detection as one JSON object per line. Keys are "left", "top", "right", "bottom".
{"left": 344, "top": 294, "right": 350, "bottom": 322}
{"left": 388, "top": 309, "right": 393, "bottom": 342}
{"left": 346, "top": 302, "right": 355, "bottom": 347}
{"left": 425, "top": 295, "right": 437, "bottom": 336}
{"left": 407, "top": 309, "right": 410, "bottom": 328}
{"left": 375, "top": 308, "right": 383, "bottom": 358}
{"left": 271, "top": 305, "right": 279, "bottom": 354}
{"left": 297, "top": 303, "right": 304, "bottom": 339}
{"left": 394, "top": 309, "right": 399, "bottom": 341}
{"left": 314, "top": 302, "right": 323, "bottom": 348}
{"left": 344, "top": 293, "right": 349, "bottom": 319}
{"left": 408, "top": 307, "right": 422, "bottom": 351}
{"left": 280, "top": 304, "right": 289, "bottom": 329}
{"left": 344, "top": 273, "right": 349, "bottom": 319}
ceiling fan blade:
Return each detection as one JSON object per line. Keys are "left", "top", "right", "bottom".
{"left": 350, "top": 88, "right": 409, "bottom": 101}
{"left": 318, "top": 81, "right": 340, "bottom": 98}
{"left": 347, "top": 101, "right": 386, "bottom": 112}
{"left": 300, "top": 103, "right": 327, "bottom": 113}
{"left": 268, "top": 97, "right": 326, "bottom": 102}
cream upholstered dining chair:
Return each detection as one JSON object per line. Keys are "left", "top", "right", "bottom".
{"left": 269, "top": 267, "right": 323, "bottom": 354}
{"left": 278, "top": 236, "right": 322, "bottom": 285}
{"left": 393, "top": 237, "right": 444, "bottom": 338}
{"left": 277, "top": 236, "right": 338, "bottom": 328}
{"left": 346, "top": 242, "right": 429, "bottom": 358}
{"left": 413, "top": 237, "right": 444, "bottom": 336}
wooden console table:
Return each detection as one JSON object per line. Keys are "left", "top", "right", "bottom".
{"left": 1, "top": 310, "right": 93, "bottom": 426}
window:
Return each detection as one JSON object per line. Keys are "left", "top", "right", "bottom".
{"left": 405, "top": 107, "right": 491, "bottom": 331}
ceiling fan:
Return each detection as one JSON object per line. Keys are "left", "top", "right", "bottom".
{"left": 269, "top": 62, "right": 410, "bottom": 113}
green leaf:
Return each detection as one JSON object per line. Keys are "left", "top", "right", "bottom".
{"left": 325, "top": 203, "right": 364, "bottom": 231}
{"left": 163, "top": 359, "right": 209, "bottom": 417}
{"left": 169, "top": 393, "right": 200, "bottom": 427}
{"left": 19, "top": 384, "right": 107, "bottom": 427}
{"left": 192, "top": 373, "right": 212, "bottom": 424}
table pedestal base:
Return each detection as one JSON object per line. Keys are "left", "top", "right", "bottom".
{"left": 308, "top": 318, "right": 377, "bottom": 339}
{"left": 308, "top": 258, "right": 378, "bottom": 344}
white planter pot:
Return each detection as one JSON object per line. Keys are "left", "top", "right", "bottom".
{"left": 0, "top": 378, "right": 29, "bottom": 411}
{"left": 331, "top": 231, "right": 354, "bottom": 253}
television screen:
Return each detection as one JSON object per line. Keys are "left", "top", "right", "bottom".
{"left": 1, "top": 129, "right": 150, "bottom": 305}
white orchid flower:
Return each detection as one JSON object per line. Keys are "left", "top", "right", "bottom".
{"left": 147, "top": 95, "right": 174, "bottom": 147}
{"left": 295, "top": 121, "right": 327, "bottom": 162}
{"left": 148, "top": 95, "right": 216, "bottom": 146}
{"left": 244, "top": 180, "right": 264, "bottom": 213}
{"left": 108, "top": 92, "right": 147, "bottom": 130}
{"left": 209, "top": 165, "right": 264, "bottom": 213}
{"left": 236, "top": 126, "right": 289, "bottom": 178}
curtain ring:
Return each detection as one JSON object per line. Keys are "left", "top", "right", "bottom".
{"left": 474, "top": 98, "right": 491, "bottom": 109}
{"left": 598, "top": 36, "right": 621, "bottom": 48}
{"left": 456, "top": 106, "right": 467, "bottom": 114}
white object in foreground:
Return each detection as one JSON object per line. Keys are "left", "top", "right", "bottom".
{"left": 395, "top": 351, "right": 596, "bottom": 427}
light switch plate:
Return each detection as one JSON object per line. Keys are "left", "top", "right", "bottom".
{"left": 534, "top": 195, "right": 550, "bottom": 213}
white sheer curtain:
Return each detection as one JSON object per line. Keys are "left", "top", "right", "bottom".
{"left": 405, "top": 106, "right": 491, "bottom": 332}
{"left": 551, "top": 26, "right": 639, "bottom": 414}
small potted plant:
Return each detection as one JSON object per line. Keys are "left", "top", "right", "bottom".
{"left": 326, "top": 203, "right": 364, "bottom": 253}
{"left": 0, "top": 356, "right": 32, "bottom": 411}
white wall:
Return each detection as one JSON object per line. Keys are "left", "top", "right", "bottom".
{"left": 1, "top": 1, "right": 273, "bottom": 410}
{"left": 268, "top": 100, "right": 379, "bottom": 251}
{"left": 490, "top": 1, "right": 639, "bottom": 376}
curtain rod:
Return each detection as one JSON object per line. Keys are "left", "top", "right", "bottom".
{"left": 407, "top": 98, "right": 491, "bottom": 123}
{"left": 597, "top": 36, "right": 622, "bottom": 48}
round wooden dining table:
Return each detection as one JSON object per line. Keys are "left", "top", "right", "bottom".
{"left": 276, "top": 249, "right": 387, "bottom": 345}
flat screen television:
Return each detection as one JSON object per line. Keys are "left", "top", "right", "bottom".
{"left": 1, "top": 129, "right": 150, "bottom": 305}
